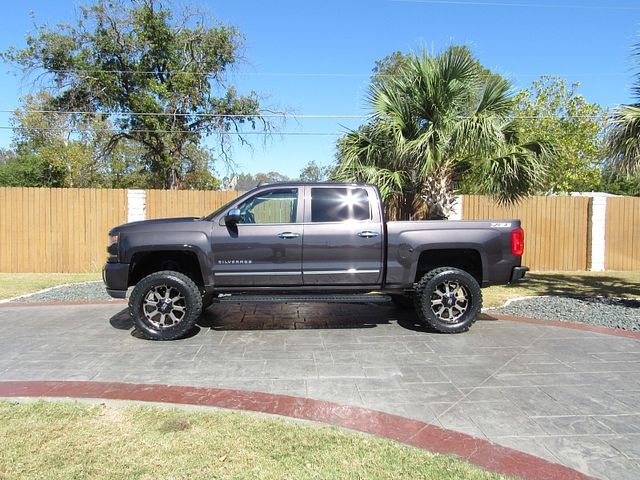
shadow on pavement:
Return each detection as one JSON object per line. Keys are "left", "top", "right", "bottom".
{"left": 108, "top": 303, "right": 505, "bottom": 338}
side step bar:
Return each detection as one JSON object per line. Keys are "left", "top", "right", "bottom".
{"left": 217, "top": 294, "right": 392, "bottom": 304}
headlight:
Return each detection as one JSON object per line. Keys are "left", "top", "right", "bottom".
{"left": 108, "top": 233, "right": 119, "bottom": 247}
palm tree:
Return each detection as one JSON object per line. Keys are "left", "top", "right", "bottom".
{"left": 335, "top": 47, "right": 549, "bottom": 220}
{"left": 607, "top": 45, "right": 640, "bottom": 176}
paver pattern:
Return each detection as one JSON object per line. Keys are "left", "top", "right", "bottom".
{"left": 1, "top": 301, "right": 639, "bottom": 479}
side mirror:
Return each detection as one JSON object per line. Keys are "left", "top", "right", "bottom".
{"left": 224, "top": 208, "right": 241, "bottom": 226}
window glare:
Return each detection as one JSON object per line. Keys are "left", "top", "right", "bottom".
{"left": 311, "top": 188, "right": 370, "bottom": 222}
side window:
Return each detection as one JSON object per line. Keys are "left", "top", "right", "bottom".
{"left": 311, "top": 188, "right": 370, "bottom": 222}
{"left": 237, "top": 188, "right": 298, "bottom": 224}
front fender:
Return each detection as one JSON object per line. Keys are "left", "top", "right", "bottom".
{"left": 120, "top": 231, "right": 213, "bottom": 286}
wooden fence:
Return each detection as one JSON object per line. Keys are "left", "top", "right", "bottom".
{"left": 0, "top": 188, "right": 127, "bottom": 273}
{"left": 146, "top": 189, "right": 240, "bottom": 219}
{"left": 0, "top": 187, "right": 638, "bottom": 273}
{"left": 462, "top": 195, "right": 591, "bottom": 271}
{"left": 605, "top": 196, "right": 640, "bottom": 271}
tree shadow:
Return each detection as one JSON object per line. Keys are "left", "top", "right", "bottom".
{"left": 501, "top": 272, "right": 640, "bottom": 299}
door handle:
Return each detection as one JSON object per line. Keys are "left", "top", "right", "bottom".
{"left": 278, "top": 232, "right": 300, "bottom": 239}
{"left": 357, "top": 231, "right": 379, "bottom": 238}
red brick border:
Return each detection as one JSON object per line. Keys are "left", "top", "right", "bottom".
{"left": 0, "top": 381, "right": 591, "bottom": 480}
{"left": 483, "top": 313, "right": 640, "bottom": 340}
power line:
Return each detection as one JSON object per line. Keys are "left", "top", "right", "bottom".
{"left": 0, "top": 109, "right": 611, "bottom": 119}
{"left": 389, "top": 0, "right": 640, "bottom": 10}
{"left": 39, "top": 68, "right": 631, "bottom": 78}
{"left": 0, "top": 109, "right": 368, "bottom": 119}
{"left": 0, "top": 126, "right": 344, "bottom": 136}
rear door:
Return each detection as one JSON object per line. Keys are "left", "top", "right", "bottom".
{"left": 210, "top": 187, "right": 303, "bottom": 286}
{"left": 302, "top": 186, "right": 384, "bottom": 285}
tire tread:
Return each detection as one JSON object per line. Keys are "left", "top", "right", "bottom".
{"left": 414, "top": 267, "right": 482, "bottom": 333}
{"left": 129, "top": 270, "right": 203, "bottom": 341}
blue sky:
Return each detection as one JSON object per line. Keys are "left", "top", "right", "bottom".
{"left": 1, "top": 0, "right": 639, "bottom": 178}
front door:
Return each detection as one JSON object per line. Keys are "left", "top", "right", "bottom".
{"left": 302, "top": 186, "right": 384, "bottom": 285}
{"left": 211, "top": 187, "right": 303, "bottom": 286}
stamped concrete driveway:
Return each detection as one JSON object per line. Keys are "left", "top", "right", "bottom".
{"left": 1, "top": 301, "right": 639, "bottom": 480}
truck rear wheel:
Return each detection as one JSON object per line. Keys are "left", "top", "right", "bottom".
{"left": 414, "top": 267, "right": 482, "bottom": 333}
{"left": 129, "top": 270, "right": 203, "bottom": 340}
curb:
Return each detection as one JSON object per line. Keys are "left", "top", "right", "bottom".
{"left": 0, "top": 381, "right": 592, "bottom": 480}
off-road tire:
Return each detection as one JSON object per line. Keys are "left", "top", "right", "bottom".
{"left": 129, "top": 270, "right": 203, "bottom": 340}
{"left": 414, "top": 267, "right": 482, "bottom": 333}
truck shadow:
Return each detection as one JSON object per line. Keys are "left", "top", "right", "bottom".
{"left": 109, "top": 302, "right": 441, "bottom": 338}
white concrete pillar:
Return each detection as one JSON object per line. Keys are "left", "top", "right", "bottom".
{"left": 449, "top": 195, "right": 463, "bottom": 221}
{"left": 127, "top": 189, "right": 146, "bottom": 223}
{"left": 590, "top": 195, "right": 607, "bottom": 272}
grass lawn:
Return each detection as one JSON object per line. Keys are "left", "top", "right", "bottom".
{"left": 0, "top": 273, "right": 101, "bottom": 300}
{"left": 0, "top": 401, "right": 510, "bottom": 480}
{"left": 483, "top": 271, "right": 640, "bottom": 308}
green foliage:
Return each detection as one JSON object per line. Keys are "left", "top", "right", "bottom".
{"left": 2, "top": 0, "right": 268, "bottom": 189}
{"left": 298, "top": 160, "right": 333, "bottom": 182}
{"left": 600, "top": 170, "right": 640, "bottom": 196}
{"left": 227, "top": 171, "right": 290, "bottom": 191}
{"left": 336, "top": 46, "right": 549, "bottom": 219}
{"left": 512, "top": 76, "right": 605, "bottom": 193}
{"left": 606, "top": 42, "right": 640, "bottom": 178}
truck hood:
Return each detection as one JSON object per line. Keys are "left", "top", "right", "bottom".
{"left": 109, "top": 217, "right": 202, "bottom": 234}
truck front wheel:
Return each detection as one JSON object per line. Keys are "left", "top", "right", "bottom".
{"left": 129, "top": 270, "right": 203, "bottom": 340}
{"left": 414, "top": 267, "right": 482, "bottom": 333}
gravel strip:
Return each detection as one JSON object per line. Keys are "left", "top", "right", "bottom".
{"left": 489, "top": 296, "right": 640, "bottom": 332}
{"left": 10, "top": 282, "right": 121, "bottom": 303}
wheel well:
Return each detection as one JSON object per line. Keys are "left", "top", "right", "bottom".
{"left": 414, "top": 249, "right": 482, "bottom": 284}
{"left": 128, "top": 251, "right": 204, "bottom": 288}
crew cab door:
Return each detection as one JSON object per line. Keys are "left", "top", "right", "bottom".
{"left": 210, "top": 187, "right": 303, "bottom": 286}
{"left": 302, "top": 186, "right": 384, "bottom": 285}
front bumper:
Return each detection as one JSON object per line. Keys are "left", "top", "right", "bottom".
{"left": 103, "top": 262, "right": 130, "bottom": 298}
{"left": 510, "top": 266, "right": 529, "bottom": 283}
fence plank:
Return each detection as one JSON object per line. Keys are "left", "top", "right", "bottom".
{"left": 462, "top": 195, "right": 590, "bottom": 271}
{"left": 0, "top": 188, "right": 127, "bottom": 273}
{"left": 145, "top": 189, "right": 242, "bottom": 219}
{"left": 606, "top": 197, "right": 640, "bottom": 270}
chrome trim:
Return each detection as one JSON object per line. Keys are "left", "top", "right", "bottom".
{"left": 303, "top": 269, "right": 380, "bottom": 275}
{"left": 214, "top": 271, "right": 301, "bottom": 276}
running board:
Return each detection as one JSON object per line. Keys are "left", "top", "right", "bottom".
{"left": 217, "top": 294, "right": 392, "bottom": 304}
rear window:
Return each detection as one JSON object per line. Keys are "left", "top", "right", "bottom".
{"left": 311, "top": 188, "right": 370, "bottom": 222}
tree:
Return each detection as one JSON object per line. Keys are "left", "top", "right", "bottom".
{"left": 335, "top": 47, "right": 549, "bottom": 220}
{"left": 3, "top": 92, "right": 96, "bottom": 187}
{"left": 230, "top": 171, "right": 290, "bottom": 191}
{"left": 298, "top": 160, "right": 332, "bottom": 182}
{"left": 2, "top": 0, "right": 271, "bottom": 189}
{"left": 606, "top": 43, "right": 640, "bottom": 177}
{"left": 0, "top": 149, "right": 15, "bottom": 165}
{"left": 513, "top": 76, "right": 605, "bottom": 192}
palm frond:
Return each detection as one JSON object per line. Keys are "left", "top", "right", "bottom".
{"left": 606, "top": 104, "right": 640, "bottom": 176}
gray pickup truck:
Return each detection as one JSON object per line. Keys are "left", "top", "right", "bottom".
{"left": 104, "top": 183, "right": 527, "bottom": 340}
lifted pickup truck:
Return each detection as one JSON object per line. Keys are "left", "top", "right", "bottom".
{"left": 104, "top": 183, "right": 527, "bottom": 340}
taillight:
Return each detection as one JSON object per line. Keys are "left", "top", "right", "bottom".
{"left": 511, "top": 227, "right": 524, "bottom": 256}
